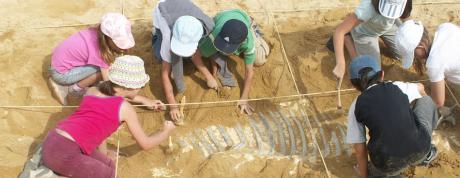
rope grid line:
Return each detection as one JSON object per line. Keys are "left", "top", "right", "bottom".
{"left": 254, "top": 1, "right": 332, "bottom": 177}
{"left": 446, "top": 83, "right": 460, "bottom": 107}
{"left": 115, "top": 1, "right": 125, "bottom": 177}
{"left": 2, "top": 0, "right": 453, "bottom": 176}
{"left": 0, "top": 1, "right": 457, "bottom": 31}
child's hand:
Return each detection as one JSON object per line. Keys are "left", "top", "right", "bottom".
{"left": 145, "top": 100, "right": 166, "bottom": 111}
{"left": 163, "top": 121, "right": 176, "bottom": 133}
{"left": 169, "top": 107, "right": 182, "bottom": 122}
{"left": 237, "top": 101, "right": 254, "bottom": 115}
{"left": 332, "top": 63, "right": 345, "bottom": 79}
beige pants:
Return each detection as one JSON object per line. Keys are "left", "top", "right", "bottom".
{"left": 250, "top": 20, "right": 270, "bottom": 66}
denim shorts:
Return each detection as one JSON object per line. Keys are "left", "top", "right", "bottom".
{"left": 49, "top": 65, "right": 99, "bottom": 85}
{"left": 151, "top": 28, "right": 163, "bottom": 63}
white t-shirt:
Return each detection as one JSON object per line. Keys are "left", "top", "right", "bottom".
{"left": 427, "top": 23, "right": 460, "bottom": 85}
{"left": 346, "top": 81, "right": 423, "bottom": 144}
{"left": 152, "top": 0, "right": 173, "bottom": 63}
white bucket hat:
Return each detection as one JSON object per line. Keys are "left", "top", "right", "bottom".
{"left": 379, "top": 0, "right": 408, "bottom": 19}
{"left": 396, "top": 20, "right": 424, "bottom": 69}
{"left": 170, "top": 16, "right": 204, "bottom": 57}
{"left": 109, "top": 55, "right": 150, "bottom": 89}
{"left": 101, "top": 13, "right": 135, "bottom": 50}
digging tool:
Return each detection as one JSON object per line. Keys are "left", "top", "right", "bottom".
{"left": 336, "top": 77, "right": 344, "bottom": 114}
{"left": 437, "top": 104, "right": 459, "bottom": 126}
{"left": 166, "top": 136, "right": 174, "bottom": 154}
{"left": 174, "top": 96, "right": 186, "bottom": 126}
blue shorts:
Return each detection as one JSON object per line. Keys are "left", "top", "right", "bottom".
{"left": 49, "top": 65, "right": 99, "bottom": 85}
{"left": 151, "top": 28, "right": 162, "bottom": 63}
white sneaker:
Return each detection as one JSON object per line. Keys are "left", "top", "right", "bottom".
{"left": 68, "top": 87, "right": 87, "bottom": 98}
{"left": 48, "top": 78, "right": 69, "bottom": 105}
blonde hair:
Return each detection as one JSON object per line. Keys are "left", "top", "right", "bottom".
{"left": 414, "top": 27, "right": 432, "bottom": 76}
{"left": 97, "top": 25, "right": 122, "bottom": 65}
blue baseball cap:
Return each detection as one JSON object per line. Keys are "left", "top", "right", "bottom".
{"left": 349, "top": 55, "right": 381, "bottom": 79}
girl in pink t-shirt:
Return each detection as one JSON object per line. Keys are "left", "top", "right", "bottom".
{"left": 42, "top": 55, "right": 175, "bottom": 178}
{"left": 49, "top": 12, "right": 135, "bottom": 105}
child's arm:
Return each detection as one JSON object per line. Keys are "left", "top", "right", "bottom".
{"left": 126, "top": 94, "right": 165, "bottom": 111}
{"left": 431, "top": 80, "right": 446, "bottom": 107}
{"left": 332, "top": 13, "right": 361, "bottom": 79}
{"left": 354, "top": 143, "right": 369, "bottom": 178}
{"left": 161, "top": 61, "right": 182, "bottom": 121}
{"left": 101, "top": 68, "right": 109, "bottom": 81}
{"left": 121, "top": 101, "right": 175, "bottom": 150}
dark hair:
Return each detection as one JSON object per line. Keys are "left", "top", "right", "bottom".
{"left": 414, "top": 27, "right": 432, "bottom": 76}
{"left": 372, "top": 0, "right": 413, "bottom": 19}
{"left": 401, "top": 0, "right": 412, "bottom": 19}
{"left": 98, "top": 81, "right": 118, "bottom": 96}
{"left": 350, "top": 67, "right": 383, "bottom": 92}
{"left": 372, "top": 0, "right": 379, "bottom": 12}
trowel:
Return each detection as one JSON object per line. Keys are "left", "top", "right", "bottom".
{"left": 437, "top": 104, "right": 458, "bottom": 126}
{"left": 174, "top": 96, "right": 186, "bottom": 126}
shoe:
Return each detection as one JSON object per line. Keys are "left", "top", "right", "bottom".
{"left": 420, "top": 145, "right": 438, "bottom": 166}
{"left": 68, "top": 87, "right": 87, "bottom": 98}
{"left": 48, "top": 78, "right": 69, "bottom": 105}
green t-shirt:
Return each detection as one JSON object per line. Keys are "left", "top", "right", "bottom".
{"left": 198, "top": 9, "right": 256, "bottom": 64}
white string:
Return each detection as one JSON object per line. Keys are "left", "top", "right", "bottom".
{"left": 114, "top": 128, "right": 121, "bottom": 178}
{"left": 0, "top": 88, "right": 357, "bottom": 109}
{"left": 115, "top": 2, "right": 125, "bottom": 176}
{"left": 253, "top": 1, "right": 332, "bottom": 176}
{"left": 5, "top": 1, "right": 457, "bottom": 31}
{"left": 446, "top": 83, "right": 460, "bottom": 107}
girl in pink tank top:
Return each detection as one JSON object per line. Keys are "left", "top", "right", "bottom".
{"left": 41, "top": 55, "right": 175, "bottom": 178}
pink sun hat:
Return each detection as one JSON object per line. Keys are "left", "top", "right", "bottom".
{"left": 100, "top": 13, "right": 135, "bottom": 49}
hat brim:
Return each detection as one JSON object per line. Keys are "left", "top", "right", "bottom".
{"left": 213, "top": 35, "right": 240, "bottom": 55}
{"left": 113, "top": 33, "right": 135, "bottom": 50}
{"left": 109, "top": 74, "right": 150, "bottom": 89}
{"left": 170, "top": 36, "right": 198, "bottom": 57}
{"left": 401, "top": 48, "right": 415, "bottom": 69}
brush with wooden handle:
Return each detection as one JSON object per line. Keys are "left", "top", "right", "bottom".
{"left": 337, "top": 77, "right": 343, "bottom": 110}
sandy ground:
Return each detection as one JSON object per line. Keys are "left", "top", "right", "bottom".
{"left": 1, "top": 0, "right": 460, "bottom": 177}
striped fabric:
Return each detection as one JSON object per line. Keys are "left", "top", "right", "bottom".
{"left": 108, "top": 55, "right": 150, "bottom": 89}
{"left": 378, "top": 0, "right": 407, "bottom": 19}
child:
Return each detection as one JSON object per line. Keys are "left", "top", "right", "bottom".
{"left": 346, "top": 55, "right": 438, "bottom": 177}
{"left": 41, "top": 55, "right": 175, "bottom": 178}
{"left": 198, "top": 9, "right": 271, "bottom": 115}
{"left": 152, "top": 0, "right": 218, "bottom": 122}
{"left": 396, "top": 20, "right": 460, "bottom": 107}
{"left": 330, "top": 0, "right": 412, "bottom": 79}
{"left": 49, "top": 12, "right": 134, "bottom": 105}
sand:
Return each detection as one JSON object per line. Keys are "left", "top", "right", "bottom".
{"left": 1, "top": 0, "right": 460, "bottom": 177}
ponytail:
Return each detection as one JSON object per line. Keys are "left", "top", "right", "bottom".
{"left": 350, "top": 67, "right": 383, "bottom": 92}
{"left": 97, "top": 25, "right": 120, "bottom": 65}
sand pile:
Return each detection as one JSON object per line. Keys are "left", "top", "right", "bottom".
{"left": 1, "top": 0, "right": 460, "bottom": 177}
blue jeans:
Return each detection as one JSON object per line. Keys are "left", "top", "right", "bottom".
{"left": 49, "top": 65, "right": 99, "bottom": 85}
{"left": 151, "top": 28, "right": 162, "bottom": 63}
